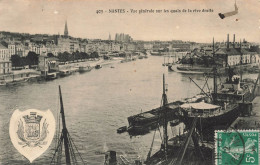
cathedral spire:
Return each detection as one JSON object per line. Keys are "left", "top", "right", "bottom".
{"left": 64, "top": 20, "right": 68, "bottom": 37}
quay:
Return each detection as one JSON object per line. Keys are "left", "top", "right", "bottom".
{"left": 0, "top": 69, "right": 41, "bottom": 85}
{"left": 0, "top": 58, "right": 123, "bottom": 86}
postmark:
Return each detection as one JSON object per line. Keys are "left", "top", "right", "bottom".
{"left": 215, "top": 130, "right": 259, "bottom": 165}
{"left": 9, "top": 109, "right": 55, "bottom": 163}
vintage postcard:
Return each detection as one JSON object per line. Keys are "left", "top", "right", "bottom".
{"left": 0, "top": 0, "right": 260, "bottom": 164}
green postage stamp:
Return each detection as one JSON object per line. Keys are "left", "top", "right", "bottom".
{"left": 215, "top": 130, "right": 260, "bottom": 165}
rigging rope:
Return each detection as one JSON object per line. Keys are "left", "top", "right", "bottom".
{"left": 146, "top": 129, "right": 157, "bottom": 160}
{"left": 158, "top": 125, "right": 163, "bottom": 142}
{"left": 171, "top": 126, "right": 175, "bottom": 138}
{"left": 200, "top": 116, "right": 203, "bottom": 142}
{"left": 68, "top": 132, "right": 86, "bottom": 164}
{"left": 55, "top": 94, "right": 59, "bottom": 149}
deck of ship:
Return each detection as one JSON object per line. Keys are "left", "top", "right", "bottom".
{"left": 230, "top": 96, "right": 260, "bottom": 130}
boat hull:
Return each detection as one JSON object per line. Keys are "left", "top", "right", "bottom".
{"left": 78, "top": 66, "right": 92, "bottom": 73}
{"left": 176, "top": 65, "right": 212, "bottom": 74}
{"left": 180, "top": 104, "right": 240, "bottom": 141}
{"left": 127, "top": 101, "right": 183, "bottom": 135}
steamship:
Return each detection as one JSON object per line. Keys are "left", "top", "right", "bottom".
{"left": 178, "top": 37, "right": 256, "bottom": 141}
{"left": 145, "top": 39, "right": 258, "bottom": 165}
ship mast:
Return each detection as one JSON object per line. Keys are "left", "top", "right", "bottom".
{"left": 59, "top": 86, "right": 71, "bottom": 164}
{"left": 51, "top": 86, "right": 86, "bottom": 165}
{"left": 213, "top": 37, "right": 217, "bottom": 102}
{"left": 162, "top": 74, "right": 168, "bottom": 159}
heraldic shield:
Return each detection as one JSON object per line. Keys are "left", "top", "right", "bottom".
{"left": 9, "top": 109, "right": 55, "bottom": 163}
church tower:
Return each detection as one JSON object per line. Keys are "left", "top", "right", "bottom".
{"left": 108, "top": 33, "right": 111, "bottom": 40}
{"left": 64, "top": 20, "right": 69, "bottom": 37}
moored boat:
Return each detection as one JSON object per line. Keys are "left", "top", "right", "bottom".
{"left": 145, "top": 74, "right": 213, "bottom": 165}
{"left": 95, "top": 64, "right": 102, "bottom": 69}
{"left": 178, "top": 39, "right": 256, "bottom": 141}
{"left": 45, "top": 72, "right": 58, "bottom": 80}
{"left": 117, "top": 126, "right": 127, "bottom": 134}
{"left": 176, "top": 64, "right": 212, "bottom": 74}
{"left": 59, "top": 70, "right": 71, "bottom": 77}
{"left": 168, "top": 65, "right": 175, "bottom": 72}
{"left": 150, "top": 51, "right": 164, "bottom": 56}
{"left": 138, "top": 55, "right": 144, "bottom": 59}
{"left": 0, "top": 80, "right": 6, "bottom": 86}
{"left": 78, "top": 65, "right": 92, "bottom": 73}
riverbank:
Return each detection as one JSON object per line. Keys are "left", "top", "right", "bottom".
{"left": 0, "top": 57, "right": 125, "bottom": 86}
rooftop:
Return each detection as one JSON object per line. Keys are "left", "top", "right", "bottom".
{"left": 0, "top": 43, "right": 8, "bottom": 49}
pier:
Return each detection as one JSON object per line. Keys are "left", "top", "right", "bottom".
{"left": 0, "top": 69, "right": 41, "bottom": 85}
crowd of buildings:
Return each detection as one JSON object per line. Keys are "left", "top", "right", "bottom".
{"left": 114, "top": 33, "right": 133, "bottom": 43}
{"left": 178, "top": 34, "right": 260, "bottom": 67}
{"left": 0, "top": 21, "right": 259, "bottom": 75}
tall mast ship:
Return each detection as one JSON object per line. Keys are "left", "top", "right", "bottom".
{"left": 145, "top": 74, "right": 213, "bottom": 165}
{"left": 50, "top": 86, "right": 86, "bottom": 165}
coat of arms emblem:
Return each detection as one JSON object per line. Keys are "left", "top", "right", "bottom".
{"left": 9, "top": 109, "right": 55, "bottom": 163}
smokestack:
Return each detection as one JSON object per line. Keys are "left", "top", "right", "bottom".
{"left": 213, "top": 37, "right": 215, "bottom": 56}
{"left": 227, "top": 34, "right": 229, "bottom": 49}
{"left": 233, "top": 34, "right": 235, "bottom": 48}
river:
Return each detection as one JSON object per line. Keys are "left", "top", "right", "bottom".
{"left": 0, "top": 56, "right": 258, "bottom": 164}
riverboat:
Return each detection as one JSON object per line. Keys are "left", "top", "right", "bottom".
{"left": 145, "top": 39, "right": 258, "bottom": 165}
{"left": 138, "top": 55, "right": 144, "bottom": 59}
{"left": 95, "top": 64, "right": 102, "bottom": 69}
{"left": 78, "top": 65, "right": 92, "bottom": 73}
{"left": 59, "top": 70, "right": 71, "bottom": 77}
{"left": 127, "top": 95, "right": 206, "bottom": 135}
{"left": 150, "top": 51, "right": 165, "bottom": 56}
{"left": 45, "top": 72, "right": 58, "bottom": 80}
{"left": 145, "top": 74, "right": 214, "bottom": 165}
{"left": 178, "top": 42, "right": 256, "bottom": 141}
{"left": 175, "top": 64, "right": 212, "bottom": 74}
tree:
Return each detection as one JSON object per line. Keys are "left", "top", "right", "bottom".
{"left": 81, "top": 52, "right": 89, "bottom": 59}
{"left": 11, "top": 55, "right": 22, "bottom": 68}
{"left": 27, "top": 51, "right": 39, "bottom": 66}
{"left": 47, "top": 53, "right": 55, "bottom": 57}
{"left": 72, "top": 51, "right": 80, "bottom": 61}
{"left": 58, "top": 51, "right": 71, "bottom": 62}
{"left": 21, "top": 57, "right": 29, "bottom": 66}
{"left": 90, "top": 51, "right": 99, "bottom": 58}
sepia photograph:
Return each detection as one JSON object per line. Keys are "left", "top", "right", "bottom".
{"left": 0, "top": 0, "right": 260, "bottom": 164}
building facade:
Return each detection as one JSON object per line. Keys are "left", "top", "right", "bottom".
{"left": 0, "top": 60, "right": 12, "bottom": 75}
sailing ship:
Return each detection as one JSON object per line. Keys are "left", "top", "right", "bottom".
{"left": 50, "top": 86, "right": 86, "bottom": 165}
{"left": 145, "top": 74, "right": 213, "bottom": 165}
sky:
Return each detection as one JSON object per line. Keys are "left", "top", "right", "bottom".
{"left": 0, "top": 0, "right": 259, "bottom": 43}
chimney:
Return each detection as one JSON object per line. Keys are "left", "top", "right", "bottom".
{"left": 233, "top": 34, "right": 235, "bottom": 48}
{"left": 227, "top": 34, "right": 229, "bottom": 49}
